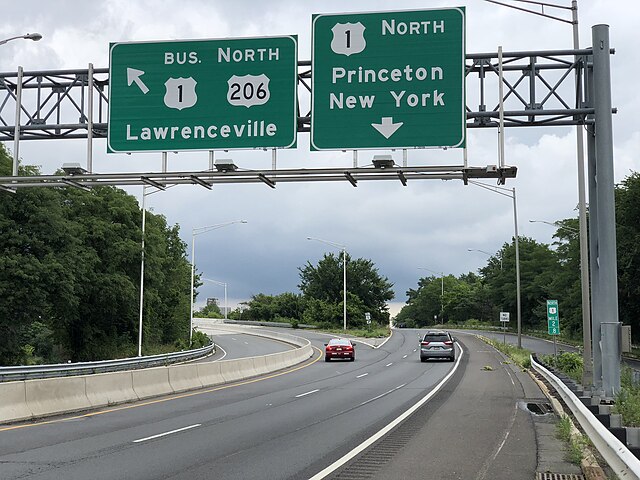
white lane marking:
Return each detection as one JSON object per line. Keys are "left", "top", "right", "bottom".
{"left": 402, "top": 354, "right": 408, "bottom": 359}
{"left": 295, "top": 389, "right": 320, "bottom": 398}
{"left": 358, "top": 384, "right": 406, "bottom": 407}
{"left": 356, "top": 373, "right": 369, "bottom": 378}
{"left": 385, "top": 363, "right": 393, "bottom": 367}
{"left": 413, "top": 349, "right": 417, "bottom": 352}
{"left": 231, "top": 337, "right": 237, "bottom": 341}
{"left": 475, "top": 402, "right": 518, "bottom": 480}
{"left": 309, "top": 346, "right": 464, "bottom": 480}
{"left": 133, "top": 424, "right": 201, "bottom": 443}
{"left": 213, "top": 343, "right": 227, "bottom": 362}
{"left": 244, "top": 341, "right": 249, "bottom": 345}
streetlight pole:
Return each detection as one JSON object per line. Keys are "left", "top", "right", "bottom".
{"left": 307, "top": 237, "right": 348, "bottom": 330}
{"left": 468, "top": 248, "right": 503, "bottom": 270}
{"left": 203, "top": 278, "right": 228, "bottom": 320}
{"left": 469, "top": 180, "right": 522, "bottom": 348}
{"left": 0, "top": 32, "right": 42, "bottom": 46}
{"left": 418, "top": 267, "right": 444, "bottom": 325}
{"left": 191, "top": 221, "right": 247, "bottom": 344}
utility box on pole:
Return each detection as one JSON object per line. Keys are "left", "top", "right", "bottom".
{"left": 621, "top": 325, "right": 632, "bottom": 353}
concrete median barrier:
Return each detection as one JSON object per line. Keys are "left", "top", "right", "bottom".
{"left": 25, "top": 376, "right": 91, "bottom": 418}
{"left": 168, "top": 363, "right": 203, "bottom": 393}
{"left": 0, "top": 381, "right": 32, "bottom": 423}
{"left": 132, "top": 367, "right": 173, "bottom": 400}
{"left": 85, "top": 371, "right": 138, "bottom": 407}
{"left": 197, "top": 361, "right": 225, "bottom": 388}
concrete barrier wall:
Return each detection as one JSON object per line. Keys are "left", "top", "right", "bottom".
{"left": 132, "top": 366, "right": 174, "bottom": 400}
{"left": 0, "top": 328, "right": 313, "bottom": 424}
{"left": 0, "top": 381, "right": 32, "bottom": 424}
{"left": 168, "top": 363, "right": 203, "bottom": 393}
{"left": 85, "top": 371, "right": 138, "bottom": 407}
{"left": 25, "top": 376, "right": 92, "bottom": 418}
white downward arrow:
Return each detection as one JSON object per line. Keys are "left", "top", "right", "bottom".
{"left": 127, "top": 68, "right": 149, "bottom": 94}
{"left": 371, "top": 117, "right": 403, "bottom": 139}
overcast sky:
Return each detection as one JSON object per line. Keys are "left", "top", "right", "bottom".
{"left": 2, "top": 1, "right": 638, "bottom": 316}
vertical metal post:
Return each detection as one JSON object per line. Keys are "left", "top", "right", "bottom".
{"left": 190, "top": 232, "right": 196, "bottom": 346}
{"left": 353, "top": 150, "right": 358, "bottom": 168}
{"left": 592, "top": 24, "right": 620, "bottom": 398}
{"left": 586, "top": 57, "right": 602, "bottom": 392}
{"left": 209, "top": 151, "right": 215, "bottom": 171}
{"left": 162, "top": 152, "right": 168, "bottom": 173}
{"left": 498, "top": 46, "right": 505, "bottom": 169}
{"left": 272, "top": 148, "right": 277, "bottom": 170}
{"left": 513, "top": 187, "right": 522, "bottom": 348}
{"left": 402, "top": 149, "right": 408, "bottom": 168}
{"left": 601, "top": 322, "right": 621, "bottom": 396}
{"left": 87, "top": 63, "right": 94, "bottom": 173}
{"left": 343, "top": 247, "right": 347, "bottom": 331}
{"left": 224, "top": 283, "right": 228, "bottom": 321}
{"left": 571, "top": 1, "right": 593, "bottom": 388}
{"left": 13, "top": 66, "right": 23, "bottom": 176}
{"left": 138, "top": 186, "right": 147, "bottom": 357}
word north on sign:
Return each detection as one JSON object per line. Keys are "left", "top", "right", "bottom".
{"left": 108, "top": 36, "right": 297, "bottom": 153}
{"left": 311, "top": 8, "right": 466, "bottom": 150}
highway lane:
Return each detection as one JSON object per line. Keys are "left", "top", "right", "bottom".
{"left": 0, "top": 328, "right": 541, "bottom": 479}
{"left": 196, "top": 325, "right": 295, "bottom": 362}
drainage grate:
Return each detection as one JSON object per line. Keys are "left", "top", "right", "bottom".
{"left": 536, "top": 473, "right": 585, "bottom": 480}
{"left": 527, "top": 402, "right": 554, "bottom": 415}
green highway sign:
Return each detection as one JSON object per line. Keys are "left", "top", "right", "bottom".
{"left": 547, "top": 299, "right": 560, "bottom": 335}
{"left": 311, "top": 8, "right": 466, "bottom": 151}
{"left": 108, "top": 36, "right": 297, "bottom": 153}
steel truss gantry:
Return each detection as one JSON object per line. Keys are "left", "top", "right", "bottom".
{"left": 0, "top": 46, "right": 607, "bottom": 189}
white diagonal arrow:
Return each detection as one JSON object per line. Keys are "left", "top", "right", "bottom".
{"left": 371, "top": 117, "right": 403, "bottom": 139}
{"left": 127, "top": 68, "right": 149, "bottom": 94}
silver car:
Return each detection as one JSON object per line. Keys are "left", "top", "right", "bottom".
{"left": 419, "top": 330, "right": 455, "bottom": 362}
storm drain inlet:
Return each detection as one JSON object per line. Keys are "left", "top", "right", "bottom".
{"left": 536, "top": 473, "right": 585, "bottom": 480}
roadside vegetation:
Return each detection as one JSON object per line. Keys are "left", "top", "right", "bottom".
{"left": 556, "top": 415, "right": 587, "bottom": 465}
{"left": 613, "top": 366, "right": 640, "bottom": 427}
{"left": 482, "top": 336, "right": 531, "bottom": 369}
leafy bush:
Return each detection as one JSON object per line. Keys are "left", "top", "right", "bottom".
{"left": 614, "top": 366, "right": 640, "bottom": 427}
{"left": 540, "top": 352, "right": 583, "bottom": 383}
{"left": 190, "top": 330, "right": 211, "bottom": 349}
{"left": 483, "top": 337, "right": 531, "bottom": 369}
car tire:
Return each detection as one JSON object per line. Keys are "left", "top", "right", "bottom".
{"left": 449, "top": 356, "right": 455, "bottom": 362}
{"left": 420, "top": 357, "right": 427, "bottom": 363}
{"left": 350, "top": 357, "right": 355, "bottom": 362}
{"left": 325, "top": 356, "right": 330, "bottom": 362}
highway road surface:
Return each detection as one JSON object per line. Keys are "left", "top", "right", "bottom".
{"left": 0, "top": 328, "right": 555, "bottom": 479}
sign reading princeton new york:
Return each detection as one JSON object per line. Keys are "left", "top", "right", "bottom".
{"left": 108, "top": 36, "right": 297, "bottom": 152}
{"left": 311, "top": 8, "right": 465, "bottom": 150}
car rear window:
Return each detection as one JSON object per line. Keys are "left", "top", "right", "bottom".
{"left": 423, "top": 334, "right": 450, "bottom": 342}
{"left": 328, "top": 339, "right": 351, "bottom": 346}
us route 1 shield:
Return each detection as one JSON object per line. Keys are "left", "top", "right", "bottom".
{"left": 108, "top": 36, "right": 297, "bottom": 153}
{"left": 311, "top": 8, "right": 466, "bottom": 150}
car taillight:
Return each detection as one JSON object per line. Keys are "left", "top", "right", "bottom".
{"left": 326, "top": 346, "right": 334, "bottom": 351}
{"left": 421, "top": 341, "right": 430, "bottom": 346}
{"left": 344, "top": 345, "right": 353, "bottom": 351}
{"left": 444, "top": 341, "right": 453, "bottom": 346}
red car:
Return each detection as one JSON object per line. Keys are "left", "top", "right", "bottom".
{"left": 324, "top": 338, "right": 356, "bottom": 362}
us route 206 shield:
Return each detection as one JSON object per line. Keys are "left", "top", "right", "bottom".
{"left": 227, "top": 74, "right": 271, "bottom": 108}
{"left": 330, "top": 22, "right": 366, "bottom": 56}
{"left": 163, "top": 77, "right": 198, "bottom": 110}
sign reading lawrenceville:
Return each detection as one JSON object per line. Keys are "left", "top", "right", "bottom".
{"left": 311, "top": 8, "right": 466, "bottom": 150}
{"left": 108, "top": 36, "right": 297, "bottom": 153}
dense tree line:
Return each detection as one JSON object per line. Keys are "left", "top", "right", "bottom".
{"left": 0, "top": 144, "right": 192, "bottom": 365}
{"left": 396, "top": 171, "right": 640, "bottom": 342}
{"left": 234, "top": 253, "right": 394, "bottom": 329}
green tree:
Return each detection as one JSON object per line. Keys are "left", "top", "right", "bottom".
{"left": 298, "top": 253, "right": 394, "bottom": 327}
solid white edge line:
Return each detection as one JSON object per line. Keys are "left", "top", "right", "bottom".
{"left": 133, "top": 424, "right": 201, "bottom": 443}
{"left": 356, "top": 373, "right": 368, "bottom": 378}
{"left": 308, "top": 344, "right": 464, "bottom": 480}
{"left": 295, "top": 389, "right": 320, "bottom": 398}
{"left": 213, "top": 343, "right": 228, "bottom": 362}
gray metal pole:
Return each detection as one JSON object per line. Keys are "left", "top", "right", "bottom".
{"left": 572, "top": 1, "right": 593, "bottom": 389}
{"left": 586, "top": 58, "right": 602, "bottom": 393}
{"left": 343, "top": 247, "right": 347, "bottom": 330}
{"left": 86, "top": 63, "right": 94, "bottom": 173}
{"left": 592, "top": 24, "right": 620, "bottom": 398}
{"left": 601, "top": 322, "right": 621, "bottom": 396}
{"left": 12, "top": 66, "right": 23, "bottom": 176}
{"left": 513, "top": 187, "right": 522, "bottom": 348}
{"left": 138, "top": 186, "right": 147, "bottom": 357}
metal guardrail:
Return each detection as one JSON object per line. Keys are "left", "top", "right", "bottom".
{"left": 531, "top": 354, "right": 640, "bottom": 479}
{"left": 0, "top": 343, "right": 215, "bottom": 382}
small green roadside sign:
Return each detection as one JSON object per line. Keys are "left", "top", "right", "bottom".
{"left": 311, "top": 7, "right": 466, "bottom": 150}
{"left": 108, "top": 36, "right": 298, "bottom": 153}
{"left": 547, "top": 299, "right": 560, "bottom": 335}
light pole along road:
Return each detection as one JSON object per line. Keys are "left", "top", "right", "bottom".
{"left": 0, "top": 328, "right": 560, "bottom": 479}
{"left": 202, "top": 278, "right": 228, "bottom": 320}
{"left": 307, "top": 236, "right": 347, "bottom": 330}
{"left": 190, "top": 221, "right": 247, "bottom": 344}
